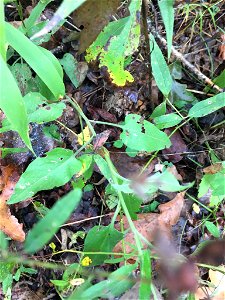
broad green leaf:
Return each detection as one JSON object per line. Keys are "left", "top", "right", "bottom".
{"left": 204, "top": 221, "right": 220, "bottom": 238}
{"left": 39, "top": 46, "right": 63, "bottom": 79}
{"left": 24, "top": 189, "right": 82, "bottom": 254}
{"left": 71, "top": 264, "right": 136, "bottom": 300}
{"left": 188, "top": 92, "right": 225, "bottom": 118}
{"left": 158, "top": 0, "right": 174, "bottom": 59}
{"left": 10, "top": 63, "right": 32, "bottom": 95}
{"left": 94, "top": 154, "right": 112, "bottom": 181}
{"left": 0, "top": 262, "right": 13, "bottom": 282}
{"left": 83, "top": 225, "right": 123, "bottom": 265}
{"left": 0, "top": 55, "right": 32, "bottom": 151}
{"left": 170, "top": 62, "right": 197, "bottom": 108}
{"left": 213, "top": 69, "right": 225, "bottom": 88}
{"left": 5, "top": 22, "right": 65, "bottom": 99}
{"left": 150, "top": 101, "right": 166, "bottom": 118}
{"left": 123, "top": 193, "right": 142, "bottom": 220}
{"left": 198, "top": 164, "right": 225, "bottom": 206}
{"left": 86, "top": 17, "right": 129, "bottom": 62}
{"left": 30, "top": 0, "right": 86, "bottom": 40}
{"left": 60, "top": 53, "right": 88, "bottom": 88}
{"left": 154, "top": 113, "right": 183, "bottom": 129}
{"left": 150, "top": 34, "right": 172, "bottom": 96}
{"left": 99, "top": 0, "right": 142, "bottom": 86}
{"left": 8, "top": 148, "right": 82, "bottom": 204}
{"left": 119, "top": 114, "right": 171, "bottom": 152}
{"left": 24, "top": 92, "right": 66, "bottom": 123}
{"left": 139, "top": 250, "right": 152, "bottom": 299}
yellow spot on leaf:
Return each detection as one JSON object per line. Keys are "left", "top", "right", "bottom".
{"left": 77, "top": 126, "right": 91, "bottom": 145}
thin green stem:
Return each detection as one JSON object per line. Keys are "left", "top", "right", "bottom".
{"left": 104, "top": 150, "right": 143, "bottom": 256}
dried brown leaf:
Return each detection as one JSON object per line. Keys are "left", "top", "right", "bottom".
{"left": 0, "top": 165, "right": 25, "bottom": 242}
{"left": 203, "top": 163, "right": 223, "bottom": 174}
{"left": 114, "top": 192, "right": 185, "bottom": 254}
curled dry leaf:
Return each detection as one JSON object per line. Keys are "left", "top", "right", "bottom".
{"left": 0, "top": 165, "right": 25, "bottom": 242}
{"left": 203, "top": 163, "right": 223, "bottom": 174}
{"left": 114, "top": 192, "right": 185, "bottom": 254}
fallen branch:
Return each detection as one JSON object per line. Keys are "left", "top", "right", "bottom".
{"left": 148, "top": 21, "right": 224, "bottom": 93}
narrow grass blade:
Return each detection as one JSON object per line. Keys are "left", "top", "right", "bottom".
{"left": 31, "top": 0, "right": 86, "bottom": 40}
{"left": 5, "top": 22, "right": 65, "bottom": 99}
{"left": 24, "top": 189, "right": 82, "bottom": 254}
{"left": 0, "top": 55, "right": 32, "bottom": 151}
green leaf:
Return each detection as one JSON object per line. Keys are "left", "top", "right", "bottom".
{"left": 0, "top": 232, "right": 8, "bottom": 251}
{"left": 99, "top": 0, "right": 142, "bottom": 86}
{"left": 158, "top": 0, "right": 174, "bottom": 59}
{"left": 123, "top": 193, "right": 142, "bottom": 220}
{"left": 153, "top": 113, "right": 183, "bottom": 129}
{"left": 24, "top": 189, "right": 82, "bottom": 254}
{"left": 139, "top": 250, "right": 152, "bottom": 299}
{"left": 188, "top": 92, "right": 225, "bottom": 118}
{"left": 24, "top": 92, "right": 66, "bottom": 123}
{"left": 204, "top": 221, "right": 220, "bottom": 238}
{"left": 70, "top": 264, "right": 136, "bottom": 300}
{"left": 10, "top": 62, "right": 32, "bottom": 95}
{"left": 86, "top": 17, "right": 128, "bottom": 62}
{"left": 5, "top": 22, "right": 65, "bottom": 99}
{"left": 198, "top": 164, "right": 225, "bottom": 206}
{"left": 146, "top": 168, "right": 192, "bottom": 193}
{"left": 0, "top": 55, "right": 32, "bottom": 151}
{"left": 94, "top": 154, "right": 112, "bottom": 181}
{"left": 30, "top": 0, "right": 87, "bottom": 40}
{"left": 0, "top": 147, "right": 28, "bottom": 158}
{"left": 150, "top": 101, "right": 166, "bottom": 118}
{"left": 60, "top": 53, "right": 88, "bottom": 88}
{"left": 119, "top": 114, "right": 171, "bottom": 152}
{"left": 213, "top": 69, "right": 225, "bottom": 88}
{"left": 83, "top": 225, "right": 123, "bottom": 266}
{"left": 150, "top": 34, "right": 172, "bottom": 96}
{"left": 8, "top": 148, "right": 82, "bottom": 204}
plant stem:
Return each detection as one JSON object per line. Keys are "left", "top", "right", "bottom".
{"left": 104, "top": 150, "right": 143, "bottom": 256}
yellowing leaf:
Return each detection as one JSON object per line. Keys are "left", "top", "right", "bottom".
{"left": 77, "top": 126, "right": 91, "bottom": 145}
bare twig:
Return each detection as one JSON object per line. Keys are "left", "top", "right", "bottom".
{"left": 148, "top": 23, "right": 224, "bottom": 93}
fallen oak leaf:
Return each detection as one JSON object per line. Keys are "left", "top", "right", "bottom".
{"left": 0, "top": 165, "right": 25, "bottom": 242}
{"left": 114, "top": 192, "right": 185, "bottom": 254}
